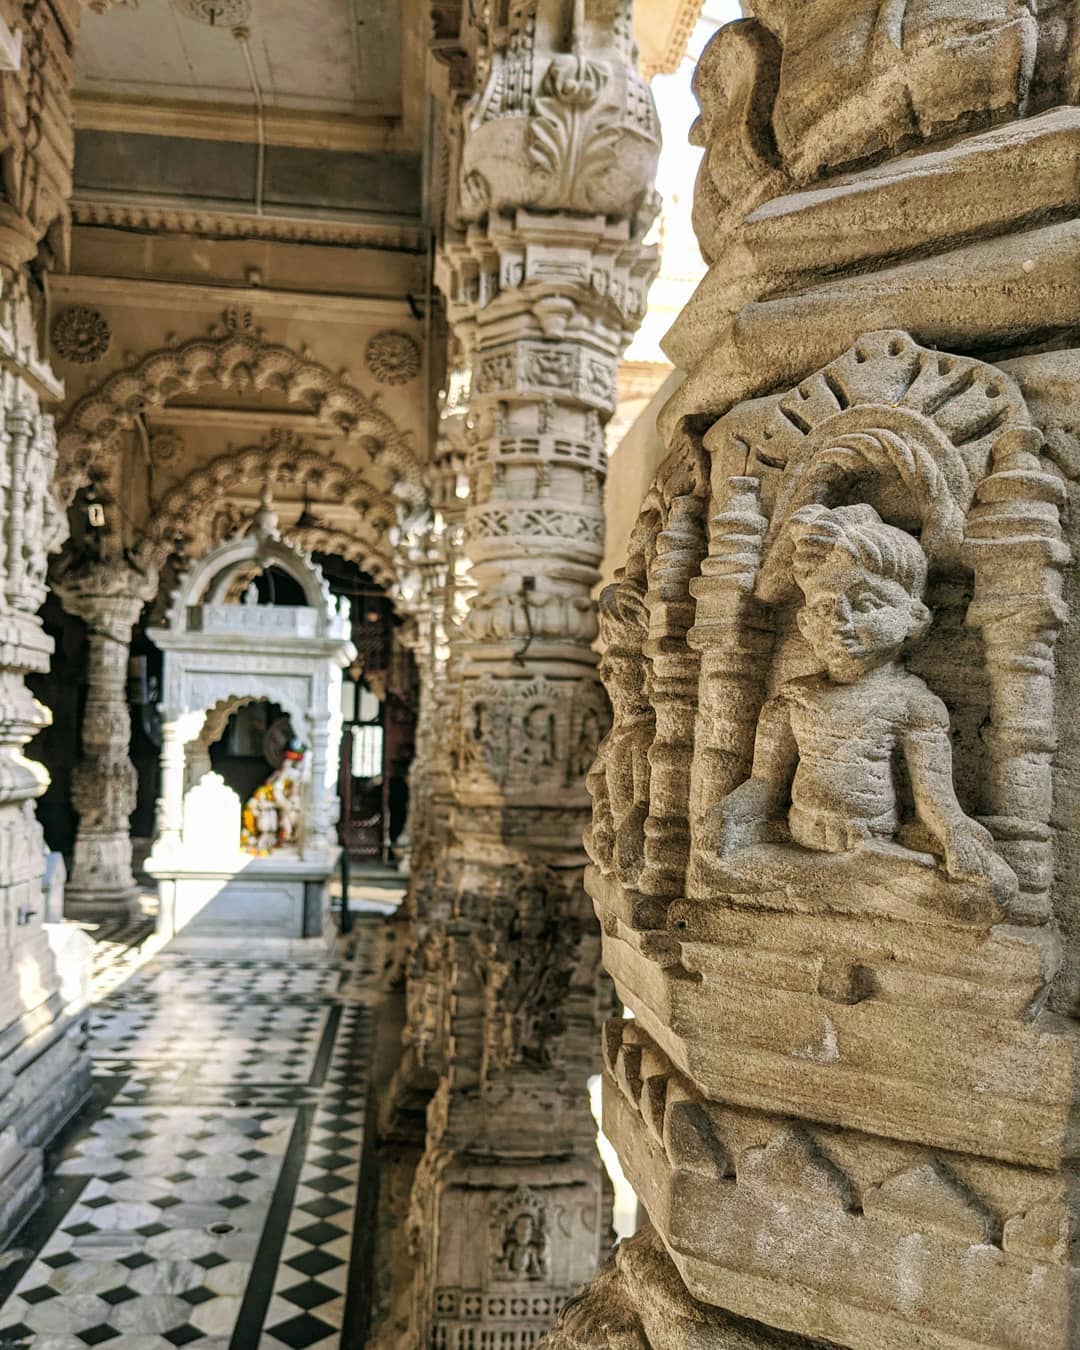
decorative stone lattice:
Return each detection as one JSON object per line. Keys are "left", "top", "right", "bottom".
{"left": 365, "top": 330, "right": 422, "bottom": 386}
{"left": 51, "top": 306, "right": 111, "bottom": 364}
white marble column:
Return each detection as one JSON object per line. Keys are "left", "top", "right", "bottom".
{"left": 53, "top": 560, "right": 157, "bottom": 918}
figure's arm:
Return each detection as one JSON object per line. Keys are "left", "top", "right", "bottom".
{"left": 902, "top": 690, "right": 996, "bottom": 881}
{"left": 704, "top": 694, "right": 797, "bottom": 854}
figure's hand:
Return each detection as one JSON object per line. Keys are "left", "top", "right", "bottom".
{"left": 943, "top": 818, "right": 997, "bottom": 882}
{"left": 704, "top": 779, "right": 773, "bottom": 856}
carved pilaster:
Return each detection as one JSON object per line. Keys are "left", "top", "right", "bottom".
{"left": 0, "top": 273, "right": 92, "bottom": 1247}
{"left": 380, "top": 2, "right": 660, "bottom": 1345}
{"left": 53, "top": 559, "right": 157, "bottom": 917}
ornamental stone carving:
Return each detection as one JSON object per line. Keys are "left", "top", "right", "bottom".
{"left": 748, "top": 0, "right": 1076, "bottom": 182}
{"left": 148, "top": 428, "right": 183, "bottom": 463}
{"left": 51, "top": 306, "right": 111, "bottom": 364}
{"left": 458, "top": 0, "right": 660, "bottom": 220}
{"left": 574, "top": 330, "right": 1078, "bottom": 1348}
{"left": 0, "top": 1, "right": 78, "bottom": 272}
{"left": 0, "top": 274, "right": 93, "bottom": 1244}
{"left": 492, "top": 1189, "right": 551, "bottom": 1282}
{"left": 52, "top": 557, "right": 158, "bottom": 917}
{"left": 55, "top": 312, "right": 427, "bottom": 513}
{"left": 137, "top": 437, "right": 401, "bottom": 581}
{"left": 174, "top": 0, "right": 250, "bottom": 23}
{"left": 365, "top": 330, "right": 422, "bottom": 386}
{"left": 373, "top": 3, "right": 660, "bottom": 1344}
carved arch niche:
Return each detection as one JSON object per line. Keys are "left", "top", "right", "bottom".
{"left": 690, "top": 331, "right": 1067, "bottom": 922}
{"left": 593, "top": 331, "right": 1067, "bottom": 935}
{"left": 137, "top": 441, "right": 403, "bottom": 594}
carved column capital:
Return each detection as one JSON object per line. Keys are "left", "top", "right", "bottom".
{"left": 52, "top": 556, "right": 158, "bottom": 629}
{"left": 455, "top": 0, "right": 660, "bottom": 225}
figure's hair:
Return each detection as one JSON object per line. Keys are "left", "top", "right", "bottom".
{"left": 790, "top": 503, "right": 928, "bottom": 599}
{"left": 598, "top": 577, "right": 648, "bottom": 648}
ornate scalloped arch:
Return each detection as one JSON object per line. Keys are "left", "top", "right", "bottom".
{"left": 285, "top": 527, "right": 399, "bottom": 595}
{"left": 138, "top": 443, "right": 401, "bottom": 589}
{"left": 56, "top": 325, "right": 429, "bottom": 514}
{"left": 174, "top": 684, "right": 312, "bottom": 748}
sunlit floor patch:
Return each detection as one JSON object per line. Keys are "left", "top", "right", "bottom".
{"left": 0, "top": 927, "right": 377, "bottom": 1349}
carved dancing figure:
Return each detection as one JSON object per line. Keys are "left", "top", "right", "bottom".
{"left": 702, "top": 504, "right": 1011, "bottom": 891}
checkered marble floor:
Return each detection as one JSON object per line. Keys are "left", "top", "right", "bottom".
{"left": 0, "top": 927, "right": 380, "bottom": 1349}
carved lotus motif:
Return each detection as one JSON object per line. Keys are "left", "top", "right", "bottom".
{"left": 148, "top": 429, "right": 183, "bottom": 464}
{"left": 51, "top": 306, "right": 111, "bottom": 365}
{"left": 365, "top": 330, "right": 422, "bottom": 386}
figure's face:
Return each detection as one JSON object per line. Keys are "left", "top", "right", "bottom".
{"left": 512, "top": 1216, "right": 534, "bottom": 1243}
{"left": 797, "top": 553, "right": 924, "bottom": 683}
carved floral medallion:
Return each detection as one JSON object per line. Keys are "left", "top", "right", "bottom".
{"left": 51, "top": 307, "right": 111, "bottom": 365}
{"left": 365, "top": 330, "right": 422, "bottom": 386}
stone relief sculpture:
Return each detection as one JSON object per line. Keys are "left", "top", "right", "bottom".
{"left": 697, "top": 500, "right": 1016, "bottom": 915}
{"left": 494, "top": 1189, "right": 551, "bottom": 1283}
{"left": 575, "top": 329, "right": 1075, "bottom": 1348}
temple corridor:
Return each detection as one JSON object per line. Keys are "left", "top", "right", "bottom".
{"left": 0, "top": 0, "right": 1077, "bottom": 1344}
{"left": 0, "top": 916, "right": 386, "bottom": 1350}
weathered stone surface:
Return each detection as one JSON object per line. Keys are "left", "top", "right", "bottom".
{"left": 373, "top": 3, "right": 661, "bottom": 1344}
{"left": 560, "top": 6, "right": 1080, "bottom": 1344}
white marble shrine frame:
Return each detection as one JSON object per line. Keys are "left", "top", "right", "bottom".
{"left": 146, "top": 521, "right": 355, "bottom": 868}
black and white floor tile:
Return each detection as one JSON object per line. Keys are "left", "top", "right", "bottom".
{"left": 0, "top": 925, "right": 379, "bottom": 1349}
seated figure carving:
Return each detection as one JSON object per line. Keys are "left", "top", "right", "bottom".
{"left": 699, "top": 503, "right": 1015, "bottom": 918}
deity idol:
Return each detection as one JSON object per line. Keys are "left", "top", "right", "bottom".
{"left": 241, "top": 737, "right": 308, "bottom": 854}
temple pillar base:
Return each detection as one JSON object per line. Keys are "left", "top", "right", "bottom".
{"left": 546, "top": 1225, "right": 825, "bottom": 1350}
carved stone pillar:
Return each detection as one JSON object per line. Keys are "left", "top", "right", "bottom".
{"left": 376, "top": 4, "right": 660, "bottom": 1345}
{"left": 550, "top": 7, "right": 1080, "bottom": 1349}
{"left": 52, "top": 560, "right": 156, "bottom": 918}
{"left": 0, "top": 0, "right": 95, "bottom": 1249}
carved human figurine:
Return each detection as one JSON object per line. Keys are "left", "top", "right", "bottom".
{"left": 268, "top": 740, "right": 306, "bottom": 847}
{"left": 702, "top": 504, "right": 1010, "bottom": 892}
{"left": 585, "top": 579, "right": 652, "bottom": 883}
{"left": 241, "top": 739, "right": 307, "bottom": 853}
{"left": 498, "top": 1211, "right": 550, "bottom": 1281}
